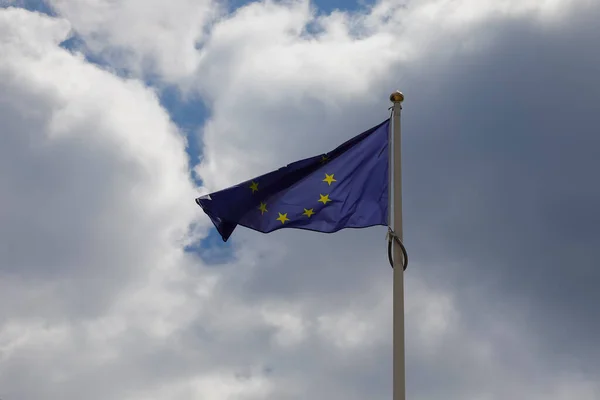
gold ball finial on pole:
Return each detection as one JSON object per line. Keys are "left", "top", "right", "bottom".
{"left": 390, "top": 91, "right": 404, "bottom": 103}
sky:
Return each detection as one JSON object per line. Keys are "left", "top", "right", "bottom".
{"left": 1, "top": 0, "right": 599, "bottom": 399}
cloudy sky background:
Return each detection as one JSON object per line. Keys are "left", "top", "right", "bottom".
{"left": 1, "top": 0, "right": 599, "bottom": 399}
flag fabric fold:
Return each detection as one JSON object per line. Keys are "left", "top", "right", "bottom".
{"left": 196, "top": 119, "right": 390, "bottom": 242}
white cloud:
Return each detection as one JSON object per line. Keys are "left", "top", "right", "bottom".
{"left": 0, "top": 7, "right": 216, "bottom": 399}
{"left": 45, "top": 0, "right": 220, "bottom": 82}
{"left": 191, "top": 0, "right": 584, "bottom": 191}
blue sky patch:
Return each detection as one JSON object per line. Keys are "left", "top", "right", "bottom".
{"left": 1, "top": 0, "right": 56, "bottom": 15}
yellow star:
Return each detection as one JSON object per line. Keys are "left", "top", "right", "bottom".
{"left": 276, "top": 212, "right": 290, "bottom": 224}
{"left": 320, "top": 154, "right": 329, "bottom": 163}
{"left": 303, "top": 208, "right": 315, "bottom": 217}
{"left": 323, "top": 173, "right": 336, "bottom": 185}
{"left": 258, "top": 202, "right": 268, "bottom": 215}
{"left": 318, "top": 194, "right": 331, "bottom": 205}
{"left": 249, "top": 181, "right": 259, "bottom": 193}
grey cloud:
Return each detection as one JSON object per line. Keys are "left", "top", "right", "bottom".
{"left": 399, "top": 2, "right": 600, "bottom": 371}
{"left": 200, "top": 2, "right": 600, "bottom": 399}
{"left": 0, "top": 73, "right": 157, "bottom": 321}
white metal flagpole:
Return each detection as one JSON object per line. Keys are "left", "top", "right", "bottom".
{"left": 390, "top": 90, "right": 406, "bottom": 400}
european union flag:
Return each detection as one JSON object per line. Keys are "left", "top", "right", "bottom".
{"left": 196, "top": 119, "right": 390, "bottom": 242}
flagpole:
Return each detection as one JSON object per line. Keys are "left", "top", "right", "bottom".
{"left": 390, "top": 90, "right": 405, "bottom": 400}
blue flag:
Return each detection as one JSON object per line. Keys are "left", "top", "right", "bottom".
{"left": 196, "top": 119, "right": 390, "bottom": 242}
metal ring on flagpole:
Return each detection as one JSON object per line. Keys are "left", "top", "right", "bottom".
{"left": 387, "top": 228, "right": 408, "bottom": 271}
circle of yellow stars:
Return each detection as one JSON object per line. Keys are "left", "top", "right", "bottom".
{"left": 248, "top": 168, "right": 336, "bottom": 224}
